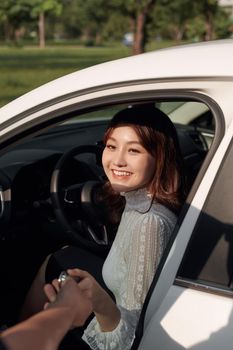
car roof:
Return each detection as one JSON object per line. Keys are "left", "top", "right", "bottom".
{"left": 0, "top": 39, "right": 233, "bottom": 122}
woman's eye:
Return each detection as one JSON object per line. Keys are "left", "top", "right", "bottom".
{"left": 129, "top": 148, "right": 140, "bottom": 154}
{"left": 106, "top": 144, "right": 116, "bottom": 150}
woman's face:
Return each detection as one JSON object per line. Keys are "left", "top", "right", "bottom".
{"left": 102, "top": 126, "right": 156, "bottom": 193}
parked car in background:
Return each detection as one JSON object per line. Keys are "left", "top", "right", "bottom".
{"left": 0, "top": 39, "right": 233, "bottom": 349}
{"left": 122, "top": 32, "right": 134, "bottom": 46}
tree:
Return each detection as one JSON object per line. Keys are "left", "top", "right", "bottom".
{"left": 71, "top": 0, "right": 114, "bottom": 45}
{"left": 194, "top": 0, "right": 232, "bottom": 41}
{"left": 114, "top": 0, "right": 157, "bottom": 54}
{"left": 31, "top": 0, "right": 62, "bottom": 48}
{"left": 149, "top": 0, "right": 232, "bottom": 42}
{"left": 62, "top": 0, "right": 157, "bottom": 53}
{"left": 1, "top": 0, "right": 230, "bottom": 49}
{"left": 150, "top": 0, "right": 203, "bottom": 42}
{"left": 58, "top": 0, "right": 84, "bottom": 39}
{"left": 0, "top": 0, "right": 32, "bottom": 43}
{"left": 0, "top": 0, "right": 62, "bottom": 46}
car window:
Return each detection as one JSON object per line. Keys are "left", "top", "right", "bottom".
{"left": 177, "top": 138, "right": 233, "bottom": 292}
{"left": 3, "top": 99, "right": 214, "bottom": 189}
{"left": 189, "top": 110, "right": 215, "bottom": 131}
{"left": 61, "top": 104, "right": 128, "bottom": 125}
{"left": 157, "top": 101, "right": 215, "bottom": 149}
{"left": 157, "top": 101, "right": 210, "bottom": 125}
{"left": 61, "top": 100, "right": 214, "bottom": 146}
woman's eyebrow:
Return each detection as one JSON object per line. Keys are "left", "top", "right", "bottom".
{"left": 107, "top": 137, "right": 142, "bottom": 145}
{"left": 126, "top": 141, "right": 142, "bottom": 145}
{"left": 106, "top": 136, "right": 116, "bottom": 142}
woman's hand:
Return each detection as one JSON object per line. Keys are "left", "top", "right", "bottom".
{"left": 44, "top": 277, "right": 92, "bottom": 328}
{"left": 67, "top": 268, "right": 121, "bottom": 332}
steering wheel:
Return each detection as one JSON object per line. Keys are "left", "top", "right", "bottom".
{"left": 50, "top": 145, "right": 110, "bottom": 252}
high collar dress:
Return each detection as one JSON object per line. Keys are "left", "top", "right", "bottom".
{"left": 83, "top": 188, "right": 177, "bottom": 350}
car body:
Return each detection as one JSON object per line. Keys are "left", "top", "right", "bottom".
{"left": 0, "top": 39, "right": 233, "bottom": 349}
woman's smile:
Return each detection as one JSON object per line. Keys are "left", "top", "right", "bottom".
{"left": 111, "top": 169, "right": 132, "bottom": 177}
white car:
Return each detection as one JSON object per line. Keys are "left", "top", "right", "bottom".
{"left": 0, "top": 39, "right": 233, "bottom": 350}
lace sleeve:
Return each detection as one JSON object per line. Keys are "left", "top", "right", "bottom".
{"left": 83, "top": 213, "right": 168, "bottom": 350}
{"left": 125, "top": 213, "right": 167, "bottom": 309}
{"left": 82, "top": 306, "right": 140, "bottom": 350}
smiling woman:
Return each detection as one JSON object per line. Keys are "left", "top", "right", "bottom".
{"left": 17, "top": 103, "right": 185, "bottom": 350}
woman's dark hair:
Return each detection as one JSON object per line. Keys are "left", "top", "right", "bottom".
{"left": 102, "top": 103, "right": 186, "bottom": 217}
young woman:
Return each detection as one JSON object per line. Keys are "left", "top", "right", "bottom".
{"left": 21, "top": 103, "right": 185, "bottom": 350}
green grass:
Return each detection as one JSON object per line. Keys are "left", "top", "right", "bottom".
{"left": 0, "top": 41, "right": 179, "bottom": 108}
{"left": 0, "top": 45, "right": 132, "bottom": 107}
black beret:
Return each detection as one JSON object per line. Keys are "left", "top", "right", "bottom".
{"left": 108, "top": 103, "right": 177, "bottom": 139}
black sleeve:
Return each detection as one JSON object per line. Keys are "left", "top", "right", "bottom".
{"left": 0, "top": 340, "right": 8, "bottom": 350}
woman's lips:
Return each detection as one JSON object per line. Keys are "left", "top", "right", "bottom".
{"left": 111, "top": 169, "right": 132, "bottom": 177}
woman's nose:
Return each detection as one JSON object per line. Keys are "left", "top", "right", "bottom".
{"left": 113, "top": 151, "right": 127, "bottom": 167}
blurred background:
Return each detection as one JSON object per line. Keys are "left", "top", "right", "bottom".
{"left": 0, "top": 0, "right": 232, "bottom": 107}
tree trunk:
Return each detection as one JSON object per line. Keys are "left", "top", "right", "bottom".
{"left": 204, "top": 10, "right": 215, "bottom": 41}
{"left": 173, "top": 26, "right": 185, "bottom": 43}
{"left": 133, "top": 12, "right": 146, "bottom": 55}
{"left": 38, "top": 11, "right": 45, "bottom": 48}
{"left": 132, "top": 0, "right": 157, "bottom": 55}
{"left": 4, "top": 19, "right": 13, "bottom": 42}
{"left": 95, "top": 32, "right": 102, "bottom": 45}
{"left": 205, "top": 21, "right": 214, "bottom": 41}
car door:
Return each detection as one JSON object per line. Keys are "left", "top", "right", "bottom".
{"left": 0, "top": 76, "right": 229, "bottom": 340}
{"left": 138, "top": 116, "right": 233, "bottom": 349}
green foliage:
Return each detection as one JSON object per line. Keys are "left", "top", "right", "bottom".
{"left": 185, "top": 16, "right": 206, "bottom": 41}
{"left": 0, "top": 0, "right": 32, "bottom": 26}
{"left": 0, "top": 0, "right": 63, "bottom": 44}
{"left": 30, "top": 0, "right": 63, "bottom": 17}
{"left": 102, "top": 13, "right": 130, "bottom": 41}
{"left": 213, "top": 9, "right": 233, "bottom": 38}
{"left": 0, "top": 0, "right": 232, "bottom": 45}
{"left": 150, "top": 0, "right": 233, "bottom": 41}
